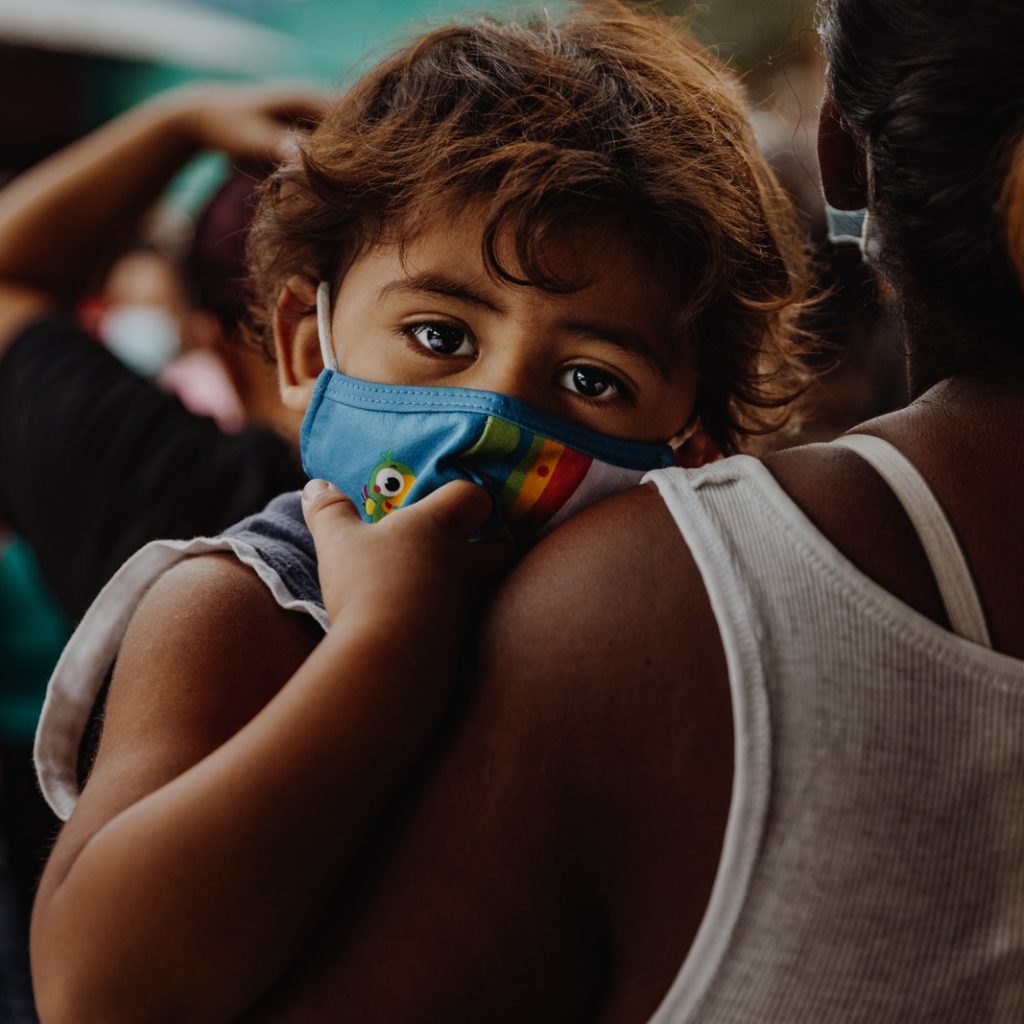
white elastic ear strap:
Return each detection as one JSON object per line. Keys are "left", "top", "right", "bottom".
{"left": 316, "top": 281, "right": 339, "bottom": 371}
{"left": 667, "top": 417, "right": 700, "bottom": 451}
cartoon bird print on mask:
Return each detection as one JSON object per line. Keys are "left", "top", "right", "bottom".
{"left": 362, "top": 454, "right": 416, "bottom": 521}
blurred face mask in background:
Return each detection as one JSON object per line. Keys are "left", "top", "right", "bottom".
{"left": 98, "top": 304, "right": 181, "bottom": 378}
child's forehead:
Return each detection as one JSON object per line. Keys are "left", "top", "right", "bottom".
{"left": 366, "top": 199, "right": 675, "bottom": 297}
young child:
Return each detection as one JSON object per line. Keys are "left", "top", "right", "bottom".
{"left": 31, "top": 6, "right": 813, "bottom": 1019}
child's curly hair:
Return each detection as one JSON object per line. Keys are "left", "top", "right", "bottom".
{"left": 247, "top": 2, "right": 816, "bottom": 453}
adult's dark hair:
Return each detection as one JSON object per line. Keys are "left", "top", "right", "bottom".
{"left": 248, "top": 3, "right": 817, "bottom": 453}
{"left": 819, "top": 0, "right": 1024, "bottom": 362}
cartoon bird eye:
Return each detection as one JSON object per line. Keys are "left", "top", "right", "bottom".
{"left": 375, "top": 466, "right": 405, "bottom": 495}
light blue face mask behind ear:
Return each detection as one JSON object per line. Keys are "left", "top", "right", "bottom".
{"left": 299, "top": 282, "right": 685, "bottom": 540}
{"left": 825, "top": 204, "right": 868, "bottom": 247}
{"left": 826, "top": 204, "right": 882, "bottom": 262}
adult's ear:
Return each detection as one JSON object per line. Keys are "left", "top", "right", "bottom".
{"left": 817, "top": 92, "right": 869, "bottom": 210}
{"left": 273, "top": 274, "right": 324, "bottom": 412}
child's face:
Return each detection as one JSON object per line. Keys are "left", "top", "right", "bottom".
{"left": 324, "top": 211, "right": 696, "bottom": 443}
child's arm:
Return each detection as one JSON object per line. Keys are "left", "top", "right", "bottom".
{"left": 30, "top": 481, "right": 502, "bottom": 1024}
{"left": 0, "top": 81, "right": 325, "bottom": 349}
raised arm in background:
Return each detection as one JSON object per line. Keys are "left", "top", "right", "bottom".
{"left": 0, "top": 82, "right": 325, "bottom": 348}
{"left": 0, "top": 84, "right": 326, "bottom": 622}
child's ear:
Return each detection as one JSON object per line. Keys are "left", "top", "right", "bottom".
{"left": 672, "top": 420, "right": 721, "bottom": 468}
{"left": 273, "top": 275, "right": 324, "bottom": 412}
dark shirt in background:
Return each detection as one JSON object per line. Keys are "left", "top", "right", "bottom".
{"left": 0, "top": 314, "right": 304, "bottom": 625}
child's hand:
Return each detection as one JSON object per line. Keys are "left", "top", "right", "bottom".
{"left": 301, "top": 479, "right": 514, "bottom": 630}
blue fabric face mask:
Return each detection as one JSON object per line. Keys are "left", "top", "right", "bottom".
{"left": 300, "top": 283, "right": 688, "bottom": 540}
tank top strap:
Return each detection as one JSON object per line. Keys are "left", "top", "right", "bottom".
{"left": 833, "top": 433, "right": 992, "bottom": 648}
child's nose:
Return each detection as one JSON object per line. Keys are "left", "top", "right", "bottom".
{"left": 476, "top": 358, "right": 546, "bottom": 409}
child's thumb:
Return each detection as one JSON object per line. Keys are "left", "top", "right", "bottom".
{"left": 301, "top": 479, "right": 360, "bottom": 540}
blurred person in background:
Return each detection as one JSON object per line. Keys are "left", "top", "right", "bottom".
{"left": 0, "top": 86, "right": 322, "bottom": 625}
{"left": 0, "top": 82, "right": 324, "bottom": 1023}
{"left": 83, "top": 166, "right": 289, "bottom": 437}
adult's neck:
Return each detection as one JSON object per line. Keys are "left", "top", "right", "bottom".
{"left": 895, "top": 288, "right": 1022, "bottom": 399}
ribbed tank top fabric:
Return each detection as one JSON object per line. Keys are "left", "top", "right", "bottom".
{"left": 642, "top": 456, "right": 1024, "bottom": 1024}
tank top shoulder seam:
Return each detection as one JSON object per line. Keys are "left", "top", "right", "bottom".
{"left": 729, "top": 456, "right": 1024, "bottom": 679}
{"left": 643, "top": 464, "right": 773, "bottom": 1022}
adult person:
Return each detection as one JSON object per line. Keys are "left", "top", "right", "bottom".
{"left": 0, "top": 84, "right": 324, "bottom": 625}
{"left": 31, "top": 2, "right": 1024, "bottom": 1022}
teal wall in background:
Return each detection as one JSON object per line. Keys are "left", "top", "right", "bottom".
{"left": 95, "top": 0, "right": 564, "bottom": 105}
{"left": 259, "top": 0, "right": 542, "bottom": 85}
{"left": 90, "top": 0, "right": 565, "bottom": 213}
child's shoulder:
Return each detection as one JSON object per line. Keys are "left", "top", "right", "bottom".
{"left": 79, "top": 554, "right": 320, "bottom": 810}
{"left": 123, "top": 550, "right": 320, "bottom": 719}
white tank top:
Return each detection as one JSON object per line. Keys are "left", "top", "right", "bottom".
{"left": 644, "top": 439, "right": 1024, "bottom": 1023}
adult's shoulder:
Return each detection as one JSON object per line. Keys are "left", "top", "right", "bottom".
{"left": 245, "top": 483, "right": 735, "bottom": 1021}
{"left": 765, "top": 398, "right": 1024, "bottom": 653}
{"left": 475, "top": 479, "right": 732, "bottom": 817}
{"left": 480, "top": 479, "right": 714, "bottom": 671}
{"left": 466, "top": 480, "right": 734, "bottom": 1014}
{"left": 764, "top": 436, "right": 952, "bottom": 629}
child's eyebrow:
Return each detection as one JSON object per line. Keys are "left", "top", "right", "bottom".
{"left": 559, "top": 319, "right": 673, "bottom": 381}
{"left": 378, "top": 273, "right": 505, "bottom": 314}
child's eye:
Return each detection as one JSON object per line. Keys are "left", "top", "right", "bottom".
{"left": 559, "top": 365, "right": 625, "bottom": 402}
{"left": 406, "top": 322, "right": 474, "bottom": 357}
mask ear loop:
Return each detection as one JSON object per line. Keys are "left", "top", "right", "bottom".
{"left": 316, "top": 281, "right": 340, "bottom": 372}
{"left": 666, "top": 415, "right": 700, "bottom": 452}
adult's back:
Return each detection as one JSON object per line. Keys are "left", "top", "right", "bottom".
{"left": 641, "top": 0, "right": 1024, "bottom": 1013}
{"left": 649, "top": 0, "right": 1024, "bottom": 1014}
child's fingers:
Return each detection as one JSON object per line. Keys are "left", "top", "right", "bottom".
{"left": 411, "top": 481, "right": 494, "bottom": 540}
{"left": 301, "top": 479, "right": 360, "bottom": 539}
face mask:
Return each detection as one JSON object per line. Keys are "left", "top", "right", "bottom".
{"left": 825, "top": 204, "right": 880, "bottom": 262}
{"left": 300, "top": 282, "right": 690, "bottom": 540}
{"left": 99, "top": 304, "right": 181, "bottom": 378}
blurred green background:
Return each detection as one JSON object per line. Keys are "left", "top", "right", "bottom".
{"left": 86, "top": 0, "right": 818, "bottom": 97}
{"left": 0, "top": 0, "right": 818, "bottom": 150}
